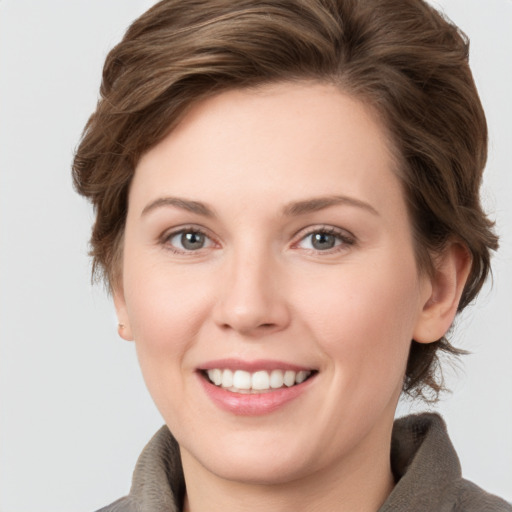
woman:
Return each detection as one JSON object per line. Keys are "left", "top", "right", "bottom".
{"left": 73, "top": 0, "right": 511, "bottom": 510}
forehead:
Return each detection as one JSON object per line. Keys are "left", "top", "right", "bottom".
{"left": 130, "top": 81, "right": 404, "bottom": 222}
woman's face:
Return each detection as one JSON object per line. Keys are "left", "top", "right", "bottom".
{"left": 115, "top": 82, "right": 433, "bottom": 484}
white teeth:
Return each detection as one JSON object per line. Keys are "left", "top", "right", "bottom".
{"left": 221, "top": 369, "right": 233, "bottom": 388}
{"left": 270, "top": 369, "right": 284, "bottom": 388}
{"left": 208, "top": 368, "right": 222, "bottom": 386}
{"left": 205, "top": 368, "right": 313, "bottom": 392}
{"left": 284, "top": 370, "right": 295, "bottom": 387}
{"left": 233, "top": 370, "right": 251, "bottom": 390}
{"left": 252, "top": 370, "right": 270, "bottom": 390}
{"left": 296, "top": 370, "right": 309, "bottom": 384}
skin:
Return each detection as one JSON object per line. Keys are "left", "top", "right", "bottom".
{"left": 114, "top": 82, "right": 470, "bottom": 512}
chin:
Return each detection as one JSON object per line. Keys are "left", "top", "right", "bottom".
{"left": 180, "top": 427, "right": 318, "bottom": 485}
{"left": 205, "top": 452, "right": 312, "bottom": 486}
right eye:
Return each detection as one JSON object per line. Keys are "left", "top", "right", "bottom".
{"left": 164, "top": 229, "right": 215, "bottom": 253}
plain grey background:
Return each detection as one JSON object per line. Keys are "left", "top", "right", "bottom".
{"left": 0, "top": 1, "right": 511, "bottom": 510}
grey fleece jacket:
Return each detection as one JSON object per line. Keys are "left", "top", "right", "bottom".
{"left": 96, "top": 413, "right": 511, "bottom": 512}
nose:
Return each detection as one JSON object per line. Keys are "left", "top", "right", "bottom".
{"left": 212, "top": 248, "right": 291, "bottom": 337}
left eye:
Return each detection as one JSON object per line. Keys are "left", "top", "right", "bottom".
{"left": 166, "top": 230, "right": 214, "bottom": 251}
{"left": 297, "top": 230, "right": 351, "bottom": 251}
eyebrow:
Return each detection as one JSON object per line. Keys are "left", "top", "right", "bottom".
{"left": 283, "top": 195, "right": 379, "bottom": 217}
{"left": 141, "top": 197, "right": 215, "bottom": 217}
{"left": 141, "top": 194, "right": 379, "bottom": 218}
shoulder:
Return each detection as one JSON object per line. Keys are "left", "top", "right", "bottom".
{"left": 93, "top": 425, "right": 183, "bottom": 512}
{"left": 451, "top": 479, "right": 512, "bottom": 512}
{"left": 381, "top": 413, "right": 512, "bottom": 512}
{"left": 94, "top": 496, "right": 139, "bottom": 512}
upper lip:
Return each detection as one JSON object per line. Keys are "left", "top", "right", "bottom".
{"left": 198, "top": 358, "right": 315, "bottom": 372}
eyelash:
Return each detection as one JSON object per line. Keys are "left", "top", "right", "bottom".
{"left": 161, "top": 226, "right": 217, "bottom": 255}
{"left": 160, "top": 225, "right": 356, "bottom": 255}
{"left": 292, "top": 226, "right": 356, "bottom": 254}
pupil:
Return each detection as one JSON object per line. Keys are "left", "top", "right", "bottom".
{"left": 181, "top": 232, "right": 205, "bottom": 250}
{"left": 312, "top": 233, "right": 335, "bottom": 250}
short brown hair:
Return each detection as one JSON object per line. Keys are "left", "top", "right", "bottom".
{"left": 73, "top": 0, "right": 498, "bottom": 399}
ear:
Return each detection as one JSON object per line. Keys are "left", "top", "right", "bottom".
{"left": 413, "top": 242, "right": 472, "bottom": 343}
{"left": 113, "top": 283, "right": 134, "bottom": 342}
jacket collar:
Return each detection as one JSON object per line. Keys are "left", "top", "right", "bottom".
{"left": 379, "top": 413, "right": 461, "bottom": 511}
{"left": 126, "top": 413, "right": 461, "bottom": 511}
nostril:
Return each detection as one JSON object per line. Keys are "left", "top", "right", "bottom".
{"left": 219, "top": 321, "right": 278, "bottom": 334}
{"left": 213, "top": 295, "right": 291, "bottom": 335}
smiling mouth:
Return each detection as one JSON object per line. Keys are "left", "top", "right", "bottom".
{"left": 202, "top": 368, "right": 316, "bottom": 394}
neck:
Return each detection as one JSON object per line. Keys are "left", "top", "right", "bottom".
{"left": 181, "top": 427, "right": 395, "bottom": 512}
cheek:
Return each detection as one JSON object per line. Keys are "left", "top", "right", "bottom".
{"left": 298, "top": 259, "right": 422, "bottom": 388}
{"left": 123, "top": 269, "right": 213, "bottom": 424}
{"left": 123, "top": 260, "right": 213, "bottom": 385}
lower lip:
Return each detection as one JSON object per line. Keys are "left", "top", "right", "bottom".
{"left": 198, "top": 373, "right": 315, "bottom": 416}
